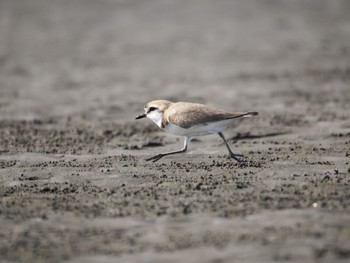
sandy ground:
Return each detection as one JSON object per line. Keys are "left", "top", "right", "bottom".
{"left": 1, "top": 0, "right": 350, "bottom": 262}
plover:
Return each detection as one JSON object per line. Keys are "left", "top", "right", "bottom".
{"left": 136, "top": 100, "right": 258, "bottom": 163}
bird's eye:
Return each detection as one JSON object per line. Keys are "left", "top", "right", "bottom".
{"left": 149, "top": 106, "right": 157, "bottom": 112}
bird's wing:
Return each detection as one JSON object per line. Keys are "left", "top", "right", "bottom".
{"left": 166, "top": 102, "right": 253, "bottom": 129}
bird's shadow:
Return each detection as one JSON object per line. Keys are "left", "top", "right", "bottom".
{"left": 189, "top": 131, "right": 289, "bottom": 143}
{"left": 229, "top": 131, "right": 290, "bottom": 141}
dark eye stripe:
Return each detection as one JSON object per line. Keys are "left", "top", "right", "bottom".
{"left": 149, "top": 106, "right": 157, "bottom": 112}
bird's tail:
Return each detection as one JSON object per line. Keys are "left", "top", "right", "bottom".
{"left": 243, "top": 111, "right": 259, "bottom": 117}
{"left": 225, "top": 111, "right": 259, "bottom": 120}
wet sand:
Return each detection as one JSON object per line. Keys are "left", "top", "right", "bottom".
{"left": 1, "top": 0, "right": 350, "bottom": 262}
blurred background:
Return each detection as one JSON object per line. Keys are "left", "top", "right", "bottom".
{"left": 1, "top": 2, "right": 350, "bottom": 262}
{"left": 1, "top": 0, "right": 349, "bottom": 122}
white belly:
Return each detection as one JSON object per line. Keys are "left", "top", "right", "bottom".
{"left": 164, "top": 120, "right": 232, "bottom": 137}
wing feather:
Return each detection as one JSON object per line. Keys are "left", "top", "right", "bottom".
{"left": 166, "top": 102, "right": 256, "bottom": 129}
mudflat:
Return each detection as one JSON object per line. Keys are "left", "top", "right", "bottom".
{"left": 0, "top": 0, "right": 350, "bottom": 262}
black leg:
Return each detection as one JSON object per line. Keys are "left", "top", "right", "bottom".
{"left": 146, "top": 137, "right": 191, "bottom": 162}
{"left": 218, "top": 132, "right": 245, "bottom": 164}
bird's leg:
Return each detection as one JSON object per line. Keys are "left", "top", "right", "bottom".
{"left": 218, "top": 131, "right": 245, "bottom": 164}
{"left": 146, "top": 137, "right": 191, "bottom": 162}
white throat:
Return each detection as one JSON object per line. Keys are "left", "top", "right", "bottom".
{"left": 147, "top": 111, "right": 163, "bottom": 128}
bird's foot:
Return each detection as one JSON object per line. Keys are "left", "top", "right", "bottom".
{"left": 230, "top": 153, "right": 246, "bottom": 165}
{"left": 145, "top": 154, "right": 165, "bottom": 162}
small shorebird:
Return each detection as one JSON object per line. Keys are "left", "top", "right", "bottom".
{"left": 136, "top": 100, "right": 258, "bottom": 163}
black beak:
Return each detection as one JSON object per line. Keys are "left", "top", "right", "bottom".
{"left": 135, "top": 113, "right": 146, "bottom": 120}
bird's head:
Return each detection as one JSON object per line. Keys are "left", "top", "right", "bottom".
{"left": 135, "top": 100, "right": 173, "bottom": 128}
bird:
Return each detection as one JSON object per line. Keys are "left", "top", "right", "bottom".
{"left": 135, "top": 100, "right": 258, "bottom": 163}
